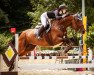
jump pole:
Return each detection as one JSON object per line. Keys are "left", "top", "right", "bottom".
{"left": 83, "top": 16, "right": 87, "bottom": 62}
{"left": 14, "top": 34, "right": 19, "bottom": 71}
{"left": 82, "top": 0, "right": 87, "bottom": 70}
{"left": 0, "top": 54, "right": 3, "bottom": 72}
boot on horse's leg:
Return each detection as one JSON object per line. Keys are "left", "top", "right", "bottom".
{"left": 61, "top": 45, "right": 72, "bottom": 56}
{"left": 37, "top": 25, "right": 45, "bottom": 39}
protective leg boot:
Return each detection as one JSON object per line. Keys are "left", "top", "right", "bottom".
{"left": 37, "top": 26, "right": 45, "bottom": 39}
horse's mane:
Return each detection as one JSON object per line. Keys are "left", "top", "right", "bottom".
{"left": 51, "top": 14, "right": 73, "bottom": 26}
{"left": 51, "top": 19, "right": 60, "bottom": 25}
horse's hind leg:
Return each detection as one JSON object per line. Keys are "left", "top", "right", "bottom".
{"left": 19, "top": 44, "right": 36, "bottom": 56}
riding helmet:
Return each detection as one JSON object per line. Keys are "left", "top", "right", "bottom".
{"left": 59, "top": 4, "right": 67, "bottom": 10}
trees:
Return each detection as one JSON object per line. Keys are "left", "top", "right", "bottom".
{"left": 0, "top": 0, "right": 32, "bottom": 31}
{"left": 85, "top": 23, "right": 94, "bottom": 50}
{"left": 29, "top": 0, "right": 64, "bottom": 27}
{"left": 0, "top": 9, "right": 9, "bottom": 24}
{"left": 0, "top": 0, "right": 94, "bottom": 29}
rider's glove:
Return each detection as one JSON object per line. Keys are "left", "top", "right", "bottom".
{"left": 62, "top": 12, "right": 69, "bottom": 18}
{"left": 62, "top": 14, "right": 66, "bottom": 18}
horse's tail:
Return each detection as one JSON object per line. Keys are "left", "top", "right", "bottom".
{"left": 18, "top": 31, "right": 27, "bottom": 55}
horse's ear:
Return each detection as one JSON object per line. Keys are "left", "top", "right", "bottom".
{"left": 73, "top": 12, "right": 82, "bottom": 20}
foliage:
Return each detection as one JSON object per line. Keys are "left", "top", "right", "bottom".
{"left": 67, "top": 27, "right": 80, "bottom": 45}
{"left": 0, "top": 33, "right": 12, "bottom": 54}
{"left": 29, "top": 0, "right": 65, "bottom": 27}
{"left": 85, "top": 0, "right": 94, "bottom": 26}
{"left": 0, "top": 8, "right": 10, "bottom": 26}
{"left": 37, "top": 46, "right": 61, "bottom": 51}
{"left": 0, "top": 0, "right": 94, "bottom": 29}
{"left": 29, "top": 0, "right": 94, "bottom": 27}
{"left": 0, "top": 0, "right": 32, "bottom": 31}
{"left": 53, "top": 47, "right": 61, "bottom": 51}
{"left": 29, "top": 0, "right": 82, "bottom": 27}
{"left": 38, "top": 46, "right": 53, "bottom": 51}
{"left": 85, "top": 23, "right": 94, "bottom": 49}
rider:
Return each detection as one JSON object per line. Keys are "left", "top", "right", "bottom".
{"left": 37, "top": 4, "right": 68, "bottom": 39}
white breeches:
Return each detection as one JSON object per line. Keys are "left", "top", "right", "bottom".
{"left": 40, "top": 12, "right": 48, "bottom": 27}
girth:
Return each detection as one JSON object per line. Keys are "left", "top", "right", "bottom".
{"left": 44, "top": 31, "right": 53, "bottom": 46}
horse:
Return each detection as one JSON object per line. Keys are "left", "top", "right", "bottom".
{"left": 18, "top": 13, "right": 85, "bottom": 56}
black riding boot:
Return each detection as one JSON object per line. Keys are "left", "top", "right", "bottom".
{"left": 37, "top": 26, "right": 45, "bottom": 39}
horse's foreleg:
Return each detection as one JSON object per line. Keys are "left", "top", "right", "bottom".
{"left": 64, "top": 45, "right": 72, "bottom": 53}
{"left": 61, "top": 37, "right": 74, "bottom": 56}
{"left": 61, "top": 45, "right": 72, "bottom": 56}
{"left": 19, "top": 50, "right": 28, "bottom": 56}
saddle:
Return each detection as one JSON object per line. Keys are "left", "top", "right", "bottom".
{"left": 34, "top": 23, "right": 51, "bottom": 35}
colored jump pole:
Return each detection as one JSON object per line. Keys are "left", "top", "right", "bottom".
{"left": 82, "top": 0, "right": 87, "bottom": 71}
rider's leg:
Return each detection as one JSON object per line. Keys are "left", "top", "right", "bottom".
{"left": 37, "top": 25, "right": 45, "bottom": 39}
{"left": 37, "top": 12, "right": 48, "bottom": 39}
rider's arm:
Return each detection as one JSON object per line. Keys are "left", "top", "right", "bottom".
{"left": 47, "top": 10, "right": 67, "bottom": 19}
{"left": 54, "top": 10, "right": 62, "bottom": 19}
{"left": 54, "top": 10, "right": 69, "bottom": 19}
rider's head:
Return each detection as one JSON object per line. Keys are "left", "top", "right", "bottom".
{"left": 58, "top": 4, "right": 67, "bottom": 14}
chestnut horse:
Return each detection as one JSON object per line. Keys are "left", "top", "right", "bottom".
{"left": 19, "top": 14, "right": 85, "bottom": 56}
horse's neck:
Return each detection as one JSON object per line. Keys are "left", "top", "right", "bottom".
{"left": 51, "top": 20, "right": 59, "bottom": 27}
{"left": 51, "top": 19, "right": 70, "bottom": 30}
{"left": 50, "top": 15, "right": 75, "bottom": 33}
{"left": 52, "top": 15, "right": 73, "bottom": 24}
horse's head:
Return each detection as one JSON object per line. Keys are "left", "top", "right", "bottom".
{"left": 52, "top": 13, "right": 85, "bottom": 34}
{"left": 71, "top": 13, "right": 85, "bottom": 34}
{"left": 61, "top": 13, "right": 85, "bottom": 34}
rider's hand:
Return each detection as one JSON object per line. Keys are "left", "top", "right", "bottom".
{"left": 62, "top": 14, "right": 66, "bottom": 18}
{"left": 62, "top": 12, "right": 69, "bottom": 18}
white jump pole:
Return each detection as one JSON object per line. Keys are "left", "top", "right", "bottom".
{"left": 14, "top": 34, "right": 19, "bottom": 71}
